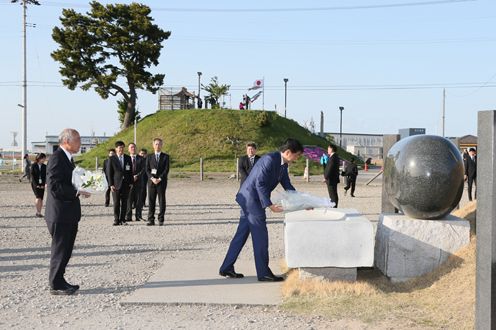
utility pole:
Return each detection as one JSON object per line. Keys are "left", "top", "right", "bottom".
{"left": 320, "top": 111, "right": 324, "bottom": 137}
{"left": 441, "top": 88, "right": 446, "bottom": 137}
{"left": 22, "top": 0, "right": 27, "bottom": 159}
{"left": 283, "top": 78, "right": 288, "bottom": 118}
{"left": 12, "top": 0, "right": 40, "bottom": 158}
{"left": 339, "top": 106, "right": 344, "bottom": 148}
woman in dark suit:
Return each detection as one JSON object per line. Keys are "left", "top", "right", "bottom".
{"left": 31, "top": 153, "right": 47, "bottom": 218}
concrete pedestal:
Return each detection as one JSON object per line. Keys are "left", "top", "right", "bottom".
{"left": 299, "top": 267, "right": 357, "bottom": 281}
{"left": 375, "top": 213, "right": 470, "bottom": 282}
{"left": 284, "top": 208, "right": 374, "bottom": 276}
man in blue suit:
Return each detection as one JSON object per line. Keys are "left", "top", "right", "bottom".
{"left": 219, "top": 138, "right": 304, "bottom": 282}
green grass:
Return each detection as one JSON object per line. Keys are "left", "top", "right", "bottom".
{"left": 77, "top": 109, "right": 357, "bottom": 172}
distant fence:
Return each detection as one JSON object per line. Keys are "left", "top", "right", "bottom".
{"left": 0, "top": 159, "right": 22, "bottom": 172}
{"left": 92, "top": 156, "right": 316, "bottom": 182}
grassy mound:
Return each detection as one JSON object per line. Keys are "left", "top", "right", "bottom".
{"left": 77, "top": 109, "right": 355, "bottom": 173}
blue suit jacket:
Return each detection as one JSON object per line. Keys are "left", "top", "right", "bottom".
{"left": 235, "top": 152, "right": 295, "bottom": 214}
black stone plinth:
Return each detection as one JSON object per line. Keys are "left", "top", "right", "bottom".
{"left": 384, "top": 135, "right": 464, "bottom": 220}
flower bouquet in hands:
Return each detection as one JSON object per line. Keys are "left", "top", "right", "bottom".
{"left": 72, "top": 166, "right": 108, "bottom": 194}
{"left": 272, "top": 190, "right": 335, "bottom": 212}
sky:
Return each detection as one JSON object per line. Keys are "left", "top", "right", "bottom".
{"left": 1, "top": 0, "right": 495, "bottom": 149}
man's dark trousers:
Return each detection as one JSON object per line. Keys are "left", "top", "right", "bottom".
{"left": 113, "top": 186, "right": 130, "bottom": 223}
{"left": 47, "top": 222, "right": 78, "bottom": 288}
{"left": 327, "top": 183, "right": 338, "bottom": 207}
{"left": 467, "top": 177, "right": 476, "bottom": 201}
{"left": 126, "top": 183, "right": 142, "bottom": 220}
{"left": 220, "top": 208, "right": 269, "bottom": 277}
{"left": 148, "top": 181, "right": 167, "bottom": 223}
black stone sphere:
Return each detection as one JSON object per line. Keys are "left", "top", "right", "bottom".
{"left": 384, "top": 135, "right": 464, "bottom": 220}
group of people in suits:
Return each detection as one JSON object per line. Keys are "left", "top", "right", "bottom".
{"left": 104, "top": 138, "right": 170, "bottom": 226}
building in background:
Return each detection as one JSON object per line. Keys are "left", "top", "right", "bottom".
{"left": 158, "top": 87, "right": 195, "bottom": 110}
{"left": 448, "top": 134, "right": 478, "bottom": 153}
{"left": 325, "top": 132, "right": 384, "bottom": 160}
{"left": 399, "top": 128, "right": 426, "bottom": 140}
{"left": 31, "top": 134, "right": 109, "bottom": 155}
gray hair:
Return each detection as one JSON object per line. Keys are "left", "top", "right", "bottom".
{"left": 58, "top": 128, "right": 80, "bottom": 144}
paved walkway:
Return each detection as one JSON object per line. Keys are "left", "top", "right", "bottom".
{"left": 121, "top": 259, "right": 282, "bottom": 306}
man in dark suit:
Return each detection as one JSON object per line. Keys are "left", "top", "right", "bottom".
{"left": 45, "top": 128, "right": 90, "bottom": 295}
{"left": 464, "top": 147, "right": 477, "bottom": 201}
{"left": 238, "top": 142, "right": 260, "bottom": 186}
{"left": 145, "top": 138, "right": 170, "bottom": 226}
{"left": 324, "top": 143, "right": 340, "bottom": 207}
{"left": 103, "top": 148, "right": 115, "bottom": 207}
{"left": 125, "top": 143, "right": 145, "bottom": 221}
{"left": 138, "top": 148, "right": 148, "bottom": 210}
{"left": 106, "top": 141, "right": 133, "bottom": 226}
{"left": 342, "top": 157, "right": 358, "bottom": 197}
{"left": 219, "top": 138, "right": 303, "bottom": 282}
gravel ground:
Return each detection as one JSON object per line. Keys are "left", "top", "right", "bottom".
{"left": 0, "top": 171, "right": 472, "bottom": 329}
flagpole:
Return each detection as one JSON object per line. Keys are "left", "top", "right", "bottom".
{"left": 262, "top": 77, "right": 265, "bottom": 110}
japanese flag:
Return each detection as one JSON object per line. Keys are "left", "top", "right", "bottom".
{"left": 248, "top": 79, "right": 263, "bottom": 90}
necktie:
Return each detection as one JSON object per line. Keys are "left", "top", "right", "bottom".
{"left": 250, "top": 157, "right": 254, "bottom": 166}
{"left": 156, "top": 153, "right": 160, "bottom": 163}
{"left": 132, "top": 156, "right": 136, "bottom": 172}
{"left": 70, "top": 157, "right": 75, "bottom": 167}
{"left": 119, "top": 156, "right": 123, "bottom": 168}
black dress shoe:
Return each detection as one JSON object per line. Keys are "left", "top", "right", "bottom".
{"left": 219, "top": 270, "right": 244, "bottom": 278}
{"left": 63, "top": 282, "right": 80, "bottom": 291}
{"left": 113, "top": 222, "right": 120, "bottom": 226}
{"left": 158, "top": 222, "right": 164, "bottom": 226}
{"left": 146, "top": 222, "right": 155, "bottom": 226}
{"left": 258, "top": 274, "right": 284, "bottom": 282}
{"left": 50, "top": 286, "right": 77, "bottom": 295}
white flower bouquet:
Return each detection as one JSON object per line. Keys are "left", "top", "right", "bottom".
{"left": 272, "top": 190, "right": 335, "bottom": 212}
{"left": 72, "top": 166, "right": 108, "bottom": 194}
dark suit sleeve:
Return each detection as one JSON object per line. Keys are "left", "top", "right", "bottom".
{"left": 464, "top": 158, "right": 468, "bottom": 176}
{"left": 107, "top": 157, "right": 115, "bottom": 187}
{"left": 30, "top": 164, "right": 37, "bottom": 183}
{"left": 47, "top": 154, "right": 78, "bottom": 201}
{"left": 103, "top": 159, "right": 108, "bottom": 177}
{"left": 238, "top": 157, "right": 248, "bottom": 180}
{"left": 41, "top": 164, "right": 47, "bottom": 185}
{"left": 352, "top": 164, "right": 358, "bottom": 176}
{"left": 324, "top": 160, "right": 331, "bottom": 180}
{"left": 279, "top": 167, "right": 295, "bottom": 191}
{"left": 159, "top": 154, "right": 170, "bottom": 181}
{"left": 135, "top": 156, "right": 144, "bottom": 178}
{"left": 254, "top": 159, "right": 275, "bottom": 209}
{"left": 145, "top": 155, "right": 153, "bottom": 179}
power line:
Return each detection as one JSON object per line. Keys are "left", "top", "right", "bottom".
{"left": 1, "top": 0, "right": 476, "bottom": 12}
{"left": 3, "top": 81, "right": 496, "bottom": 91}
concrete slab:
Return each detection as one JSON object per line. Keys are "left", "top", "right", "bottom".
{"left": 299, "top": 267, "right": 357, "bottom": 282}
{"left": 121, "top": 259, "right": 282, "bottom": 306}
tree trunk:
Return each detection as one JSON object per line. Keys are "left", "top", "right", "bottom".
{"left": 122, "top": 85, "right": 137, "bottom": 129}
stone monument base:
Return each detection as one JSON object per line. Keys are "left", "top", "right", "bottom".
{"left": 299, "top": 267, "right": 357, "bottom": 282}
{"left": 375, "top": 213, "right": 470, "bottom": 282}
